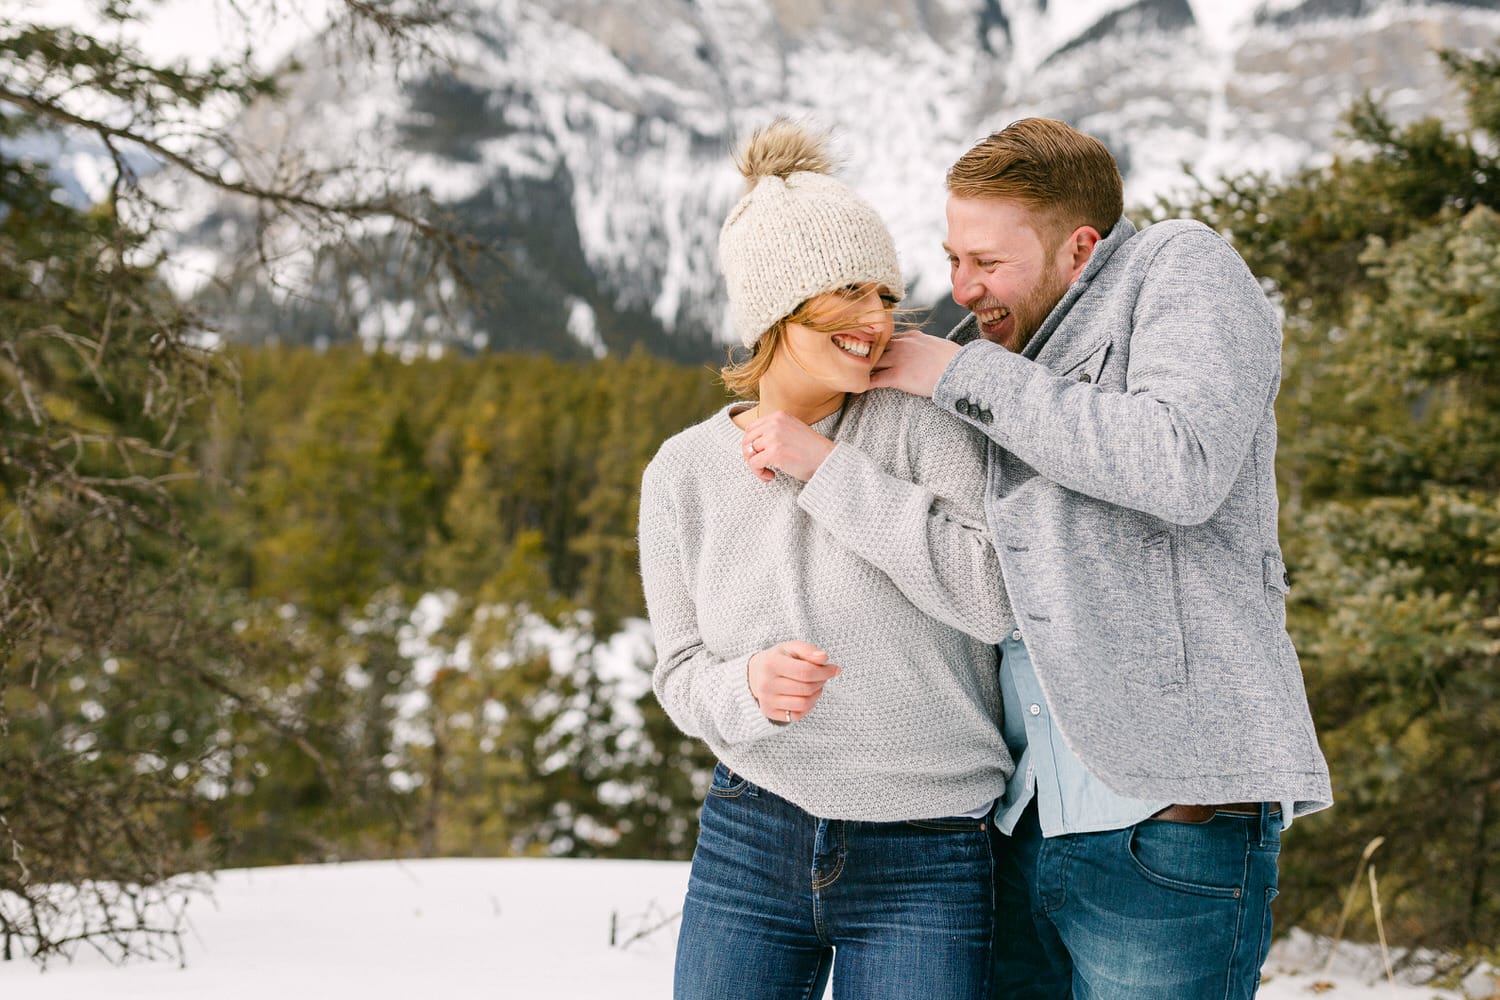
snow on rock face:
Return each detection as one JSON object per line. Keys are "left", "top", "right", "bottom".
{"left": 159, "top": 0, "right": 1500, "bottom": 350}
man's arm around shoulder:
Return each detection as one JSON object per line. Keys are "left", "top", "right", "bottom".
{"left": 877, "top": 226, "right": 1280, "bottom": 525}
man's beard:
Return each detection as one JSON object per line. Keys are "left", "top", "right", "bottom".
{"left": 981, "top": 268, "right": 1071, "bottom": 354}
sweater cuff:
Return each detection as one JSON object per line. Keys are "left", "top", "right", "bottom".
{"left": 798, "top": 441, "right": 866, "bottom": 523}
{"left": 933, "top": 339, "right": 1034, "bottom": 430}
{"left": 728, "top": 652, "right": 780, "bottom": 742}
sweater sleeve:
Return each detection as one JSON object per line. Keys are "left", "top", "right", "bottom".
{"left": 796, "top": 398, "right": 1010, "bottom": 643}
{"left": 933, "top": 226, "right": 1279, "bottom": 526}
{"left": 637, "top": 459, "right": 780, "bottom": 748}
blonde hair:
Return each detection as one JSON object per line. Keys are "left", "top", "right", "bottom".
{"left": 947, "top": 118, "right": 1123, "bottom": 240}
{"left": 720, "top": 281, "right": 907, "bottom": 399}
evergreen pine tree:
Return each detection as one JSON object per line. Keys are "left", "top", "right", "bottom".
{"left": 1155, "top": 47, "right": 1500, "bottom": 949}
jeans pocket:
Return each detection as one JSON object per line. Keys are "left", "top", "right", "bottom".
{"left": 707, "top": 761, "right": 749, "bottom": 799}
{"left": 1126, "top": 819, "right": 1246, "bottom": 899}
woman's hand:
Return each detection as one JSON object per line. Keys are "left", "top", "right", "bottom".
{"left": 747, "top": 641, "right": 841, "bottom": 724}
{"left": 741, "top": 411, "right": 836, "bottom": 482}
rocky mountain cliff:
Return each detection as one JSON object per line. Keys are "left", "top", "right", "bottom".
{"left": 177, "top": 0, "right": 1500, "bottom": 359}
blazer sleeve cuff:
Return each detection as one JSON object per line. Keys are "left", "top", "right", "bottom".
{"left": 933, "top": 339, "right": 1035, "bottom": 427}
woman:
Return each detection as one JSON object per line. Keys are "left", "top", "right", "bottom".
{"left": 637, "top": 119, "right": 1013, "bottom": 1000}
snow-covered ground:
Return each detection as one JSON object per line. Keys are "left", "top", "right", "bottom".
{"left": 0, "top": 858, "right": 1469, "bottom": 998}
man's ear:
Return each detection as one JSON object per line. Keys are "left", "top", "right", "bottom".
{"left": 1064, "top": 226, "right": 1102, "bottom": 282}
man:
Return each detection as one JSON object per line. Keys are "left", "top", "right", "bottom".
{"left": 871, "top": 118, "right": 1333, "bottom": 999}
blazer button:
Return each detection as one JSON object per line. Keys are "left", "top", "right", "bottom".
{"left": 979, "top": 409, "right": 993, "bottom": 423}
{"left": 956, "top": 399, "right": 971, "bottom": 416}
{"left": 1078, "top": 373, "right": 1092, "bottom": 383}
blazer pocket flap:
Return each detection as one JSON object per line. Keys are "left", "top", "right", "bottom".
{"left": 1263, "top": 553, "right": 1290, "bottom": 594}
{"left": 1058, "top": 341, "right": 1110, "bottom": 384}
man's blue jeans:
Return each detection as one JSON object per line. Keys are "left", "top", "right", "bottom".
{"left": 990, "top": 799, "right": 1282, "bottom": 999}
{"left": 674, "top": 762, "right": 994, "bottom": 1000}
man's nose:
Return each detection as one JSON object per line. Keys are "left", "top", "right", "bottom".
{"left": 951, "top": 263, "right": 982, "bottom": 304}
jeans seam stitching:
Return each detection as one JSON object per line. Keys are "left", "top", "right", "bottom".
{"left": 706, "top": 785, "right": 746, "bottom": 799}
{"left": 1220, "top": 843, "right": 1254, "bottom": 1000}
{"left": 811, "top": 823, "right": 846, "bottom": 890}
{"left": 1042, "top": 835, "right": 1073, "bottom": 915}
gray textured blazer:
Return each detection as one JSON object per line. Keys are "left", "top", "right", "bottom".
{"left": 934, "top": 216, "right": 1333, "bottom": 816}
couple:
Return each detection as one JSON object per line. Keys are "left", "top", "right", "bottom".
{"left": 638, "top": 117, "right": 1333, "bottom": 1000}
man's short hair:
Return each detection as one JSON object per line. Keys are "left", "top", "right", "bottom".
{"left": 947, "top": 118, "right": 1124, "bottom": 240}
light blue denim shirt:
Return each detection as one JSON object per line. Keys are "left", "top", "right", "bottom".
{"left": 993, "top": 626, "right": 1169, "bottom": 837}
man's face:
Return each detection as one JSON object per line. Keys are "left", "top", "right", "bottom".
{"left": 944, "top": 196, "right": 1079, "bottom": 353}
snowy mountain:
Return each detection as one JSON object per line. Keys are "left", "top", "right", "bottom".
{"left": 171, "top": 0, "right": 1500, "bottom": 357}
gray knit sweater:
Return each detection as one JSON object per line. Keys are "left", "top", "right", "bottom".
{"left": 638, "top": 388, "right": 1014, "bottom": 821}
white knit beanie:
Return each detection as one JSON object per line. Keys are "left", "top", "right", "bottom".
{"left": 719, "top": 120, "right": 905, "bottom": 348}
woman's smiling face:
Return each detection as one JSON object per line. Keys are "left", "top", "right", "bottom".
{"left": 770, "top": 285, "right": 898, "bottom": 396}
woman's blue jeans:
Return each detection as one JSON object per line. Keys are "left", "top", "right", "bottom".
{"left": 991, "top": 799, "right": 1283, "bottom": 999}
{"left": 674, "top": 762, "right": 994, "bottom": 1000}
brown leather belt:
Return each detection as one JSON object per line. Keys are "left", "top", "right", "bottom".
{"left": 1151, "top": 802, "right": 1281, "bottom": 824}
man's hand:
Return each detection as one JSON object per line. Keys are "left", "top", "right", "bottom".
{"left": 741, "top": 411, "right": 835, "bottom": 482}
{"left": 869, "top": 332, "right": 962, "bottom": 397}
{"left": 747, "top": 641, "right": 841, "bottom": 723}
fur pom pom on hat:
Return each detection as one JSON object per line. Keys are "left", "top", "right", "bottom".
{"left": 719, "top": 119, "right": 904, "bottom": 348}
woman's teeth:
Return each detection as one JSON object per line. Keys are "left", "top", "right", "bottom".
{"left": 832, "top": 335, "right": 871, "bottom": 358}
